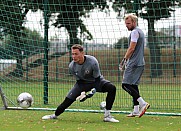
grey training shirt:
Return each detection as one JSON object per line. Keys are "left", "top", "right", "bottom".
{"left": 127, "top": 27, "right": 145, "bottom": 67}
{"left": 69, "top": 55, "right": 103, "bottom": 83}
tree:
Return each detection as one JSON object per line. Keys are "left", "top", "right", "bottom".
{"left": 114, "top": 37, "right": 128, "bottom": 49}
{"left": 0, "top": 0, "right": 109, "bottom": 77}
{"left": 112, "top": 0, "right": 181, "bottom": 77}
{"left": 0, "top": 0, "right": 29, "bottom": 77}
{"left": 4, "top": 28, "right": 44, "bottom": 57}
{"left": 22, "top": 0, "right": 109, "bottom": 61}
{"left": 2, "top": 28, "right": 44, "bottom": 77}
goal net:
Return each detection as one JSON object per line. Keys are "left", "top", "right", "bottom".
{"left": 0, "top": 0, "right": 181, "bottom": 116}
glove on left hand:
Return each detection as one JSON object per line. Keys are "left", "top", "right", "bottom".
{"left": 76, "top": 88, "right": 96, "bottom": 102}
{"left": 119, "top": 58, "right": 127, "bottom": 71}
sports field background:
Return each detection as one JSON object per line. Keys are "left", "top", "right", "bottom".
{"left": 1, "top": 49, "right": 181, "bottom": 113}
{"left": 0, "top": 1, "right": 181, "bottom": 115}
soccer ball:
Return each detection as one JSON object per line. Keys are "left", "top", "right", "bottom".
{"left": 100, "top": 101, "right": 106, "bottom": 110}
{"left": 17, "top": 92, "right": 33, "bottom": 108}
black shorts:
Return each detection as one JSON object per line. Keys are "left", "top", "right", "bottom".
{"left": 66, "top": 78, "right": 110, "bottom": 100}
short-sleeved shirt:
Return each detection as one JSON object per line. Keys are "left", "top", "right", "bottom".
{"left": 67, "top": 55, "right": 110, "bottom": 100}
{"left": 127, "top": 27, "right": 145, "bottom": 67}
{"left": 122, "top": 27, "right": 145, "bottom": 85}
{"left": 69, "top": 55, "right": 103, "bottom": 83}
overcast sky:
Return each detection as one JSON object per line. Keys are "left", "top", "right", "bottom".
{"left": 25, "top": 7, "right": 181, "bottom": 44}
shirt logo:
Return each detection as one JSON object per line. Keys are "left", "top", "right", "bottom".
{"left": 85, "top": 70, "right": 90, "bottom": 74}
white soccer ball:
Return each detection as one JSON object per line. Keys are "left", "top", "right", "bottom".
{"left": 100, "top": 101, "right": 106, "bottom": 110}
{"left": 17, "top": 92, "right": 33, "bottom": 108}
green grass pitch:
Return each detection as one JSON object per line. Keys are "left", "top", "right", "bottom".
{"left": 0, "top": 82, "right": 181, "bottom": 130}
{"left": 0, "top": 110, "right": 181, "bottom": 131}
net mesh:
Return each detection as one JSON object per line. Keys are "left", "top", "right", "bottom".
{"left": 0, "top": 0, "right": 181, "bottom": 113}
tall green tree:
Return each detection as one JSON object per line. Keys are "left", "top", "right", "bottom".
{"left": 112, "top": 0, "right": 181, "bottom": 77}
{"left": 4, "top": 28, "right": 44, "bottom": 57}
{"left": 0, "top": 0, "right": 109, "bottom": 77}
{"left": 1, "top": 29, "right": 44, "bottom": 77}
{"left": 23, "top": 0, "right": 108, "bottom": 61}
{"left": 0, "top": 0, "right": 29, "bottom": 77}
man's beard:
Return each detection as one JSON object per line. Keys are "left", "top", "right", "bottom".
{"left": 129, "top": 26, "right": 134, "bottom": 31}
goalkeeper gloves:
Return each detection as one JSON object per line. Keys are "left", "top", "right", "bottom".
{"left": 76, "top": 91, "right": 86, "bottom": 101}
{"left": 119, "top": 58, "right": 127, "bottom": 71}
{"left": 85, "top": 88, "right": 96, "bottom": 98}
{"left": 76, "top": 88, "right": 96, "bottom": 102}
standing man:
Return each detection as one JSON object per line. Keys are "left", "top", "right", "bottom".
{"left": 42, "top": 44, "right": 119, "bottom": 122}
{"left": 119, "top": 14, "right": 150, "bottom": 117}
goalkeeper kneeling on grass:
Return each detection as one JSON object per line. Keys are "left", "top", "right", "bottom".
{"left": 42, "top": 44, "right": 119, "bottom": 123}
